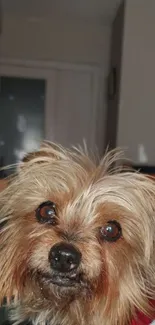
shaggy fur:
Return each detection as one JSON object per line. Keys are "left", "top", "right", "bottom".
{"left": 0, "top": 142, "right": 155, "bottom": 325}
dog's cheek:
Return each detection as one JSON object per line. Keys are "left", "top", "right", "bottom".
{"left": 97, "top": 240, "right": 133, "bottom": 302}
{"left": 0, "top": 225, "right": 33, "bottom": 301}
{"left": 29, "top": 243, "right": 51, "bottom": 274}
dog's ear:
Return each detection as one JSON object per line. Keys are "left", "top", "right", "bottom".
{"left": 19, "top": 141, "right": 69, "bottom": 170}
{"left": 22, "top": 149, "right": 51, "bottom": 163}
{"left": 0, "top": 179, "right": 7, "bottom": 192}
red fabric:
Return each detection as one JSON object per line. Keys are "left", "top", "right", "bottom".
{"left": 131, "top": 312, "right": 153, "bottom": 325}
{"left": 131, "top": 301, "right": 155, "bottom": 325}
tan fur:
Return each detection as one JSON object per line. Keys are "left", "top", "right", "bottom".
{"left": 0, "top": 179, "right": 7, "bottom": 191}
{"left": 0, "top": 141, "right": 155, "bottom": 325}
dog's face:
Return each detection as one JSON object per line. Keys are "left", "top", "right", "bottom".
{"left": 0, "top": 143, "right": 155, "bottom": 324}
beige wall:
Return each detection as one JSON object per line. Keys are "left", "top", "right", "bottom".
{"left": 117, "top": 0, "right": 155, "bottom": 164}
{"left": 1, "top": 14, "right": 111, "bottom": 68}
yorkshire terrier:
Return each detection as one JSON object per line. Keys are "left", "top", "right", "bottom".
{"left": 0, "top": 142, "right": 155, "bottom": 325}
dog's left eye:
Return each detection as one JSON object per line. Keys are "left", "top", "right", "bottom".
{"left": 35, "top": 201, "right": 57, "bottom": 225}
{"left": 99, "top": 220, "right": 122, "bottom": 242}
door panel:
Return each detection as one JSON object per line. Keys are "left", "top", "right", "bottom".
{"left": 0, "top": 76, "right": 45, "bottom": 174}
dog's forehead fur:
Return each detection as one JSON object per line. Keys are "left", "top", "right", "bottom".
{"left": 2, "top": 143, "right": 155, "bottom": 224}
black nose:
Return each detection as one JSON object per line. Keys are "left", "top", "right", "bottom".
{"left": 49, "top": 242, "right": 81, "bottom": 273}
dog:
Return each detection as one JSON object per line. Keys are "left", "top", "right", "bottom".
{"left": 0, "top": 141, "right": 155, "bottom": 325}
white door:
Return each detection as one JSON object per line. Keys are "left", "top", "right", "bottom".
{"left": 1, "top": 60, "right": 102, "bottom": 159}
{"left": 47, "top": 69, "right": 97, "bottom": 150}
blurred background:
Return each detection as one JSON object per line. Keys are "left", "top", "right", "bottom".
{"left": 0, "top": 0, "right": 155, "bottom": 174}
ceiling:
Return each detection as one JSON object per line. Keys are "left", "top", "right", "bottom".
{"left": 2, "top": 0, "right": 122, "bottom": 24}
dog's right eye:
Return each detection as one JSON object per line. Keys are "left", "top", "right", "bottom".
{"left": 35, "top": 201, "right": 57, "bottom": 225}
{"left": 99, "top": 220, "right": 122, "bottom": 242}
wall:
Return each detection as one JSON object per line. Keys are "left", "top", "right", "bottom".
{"left": 1, "top": 14, "right": 111, "bottom": 68}
{"left": 117, "top": 0, "right": 155, "bottom": 164}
